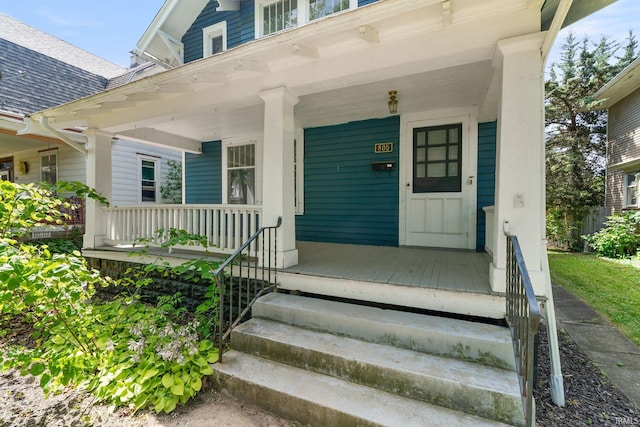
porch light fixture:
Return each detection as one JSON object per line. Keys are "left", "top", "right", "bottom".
{"left": 388, "top": 90, "right": 398, "bottom": 115}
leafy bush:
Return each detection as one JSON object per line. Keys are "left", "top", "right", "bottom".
{"left": 546, "top": 208, "right": 585, "bottom": 251}
{"left": 583, "top": 212, "right": 640, "bottom": 258}
{"left": 0, "top": 181, "right": 220, "bottom": 414}
{"left": 31, "top": 238, "right": 80, "bottom": 254}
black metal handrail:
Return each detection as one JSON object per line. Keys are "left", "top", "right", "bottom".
{"left": 214, "top": 217, "right": 281, "bottom": 362}
{"left": 505, "top": 227, "right": 541, "bottom": 427}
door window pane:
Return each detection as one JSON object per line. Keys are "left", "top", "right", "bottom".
{"left": 427, "top": 163, "right": 446, "bottom": 178}
{"left": 413, "top": 123, "right": 462, "bottom": 193}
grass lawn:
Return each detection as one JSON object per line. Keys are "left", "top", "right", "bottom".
{"left": 548, "top": 251, "right": 640, "bottom": 346}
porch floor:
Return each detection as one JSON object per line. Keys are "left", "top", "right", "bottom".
{"left": 286, "top": 241, "right": 492, "bottom": 295}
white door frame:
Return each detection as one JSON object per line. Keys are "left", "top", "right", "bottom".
{"left": 399, "top": 109, "right": 478, "bottom": 249}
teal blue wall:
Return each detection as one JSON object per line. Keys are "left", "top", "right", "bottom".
{"left": 185, "top": 140, "right": 222, "bottom": 204}
{"left": 296, "top": 116, "right": 400, "bottom": 246}
{"left": 476, "top": 121, "right": 497, "bottom": 251}
{"left": 183, "top": 1, "right": 255, "bottom": 63}
{"left": 182, "top": 0, "right": 379, "bottom": 63}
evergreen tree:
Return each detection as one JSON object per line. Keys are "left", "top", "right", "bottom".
{"left": 545, "top": 31, "right": 638, "bottom": 249}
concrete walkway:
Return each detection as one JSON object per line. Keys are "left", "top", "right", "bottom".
{"left": 552, "top": 284, "right": 640, "bottom": 409}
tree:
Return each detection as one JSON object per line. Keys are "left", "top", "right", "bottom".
{"left": 545, "top": 31, "right": 638, "bottom": 249}
{"left": 160, "top": 159, "right": 183, "bottom": 204}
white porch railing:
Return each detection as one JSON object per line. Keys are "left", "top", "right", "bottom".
{"left": 104, "top": 204, "right": 262, "bottom": 253}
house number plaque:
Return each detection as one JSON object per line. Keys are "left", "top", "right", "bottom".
{"left": 374, "top": 142, "right": 393, "bottom": 153}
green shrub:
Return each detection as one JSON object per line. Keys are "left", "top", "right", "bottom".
{"left": 583, "top": 212, "right": 640, "bottom": 258}
{"left": 0, "top": 181, "right": 220, "bottom": 414}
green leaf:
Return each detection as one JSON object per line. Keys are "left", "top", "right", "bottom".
{"left": 161, "top": 373, "right": 174, "bottom": 388}
{"left": 141, "top": 368, "right": 159, "bottom": 383}
{"left": 154, "top": 398, "right": 165, "bottom": 413}
{"left": 200, "top": 365, "right": 214, "bottom": 376}
{"left": 164, "top": 396, "right": 178, "bottom": 413}
{"left": 207, "top": 350, "right": 219, "bottom": 364}
{"left": 170, "top": 379, "right": 184, "bottom": 396}
{"left": 29, "top": 363, "right": 45, "bottom": 376}
{"left": 39, "top": 373, "right": 51, "bottom": 388}
{"left": 190, "top": 376, "right": 202, "bottom": 392}
{"left": 51, "top": 335, "right": 65, "bottom": 345}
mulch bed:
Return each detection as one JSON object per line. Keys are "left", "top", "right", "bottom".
{"left": 536, "top": 321, "right": 639, "bottom": 426}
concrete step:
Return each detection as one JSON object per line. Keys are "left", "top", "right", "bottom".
{"left": 252, "top": 292, "right": 515, "bottom": 371}
{"left": 232, "top": 318, "right": 524, "bottom": 426}
{"left": 214, "top": 350, "right": 514, "bottom": 427}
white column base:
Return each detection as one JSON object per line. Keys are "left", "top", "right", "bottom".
{"left": 277, "top": 248, "right": 299, "bottom": 269}
{"left": 83, "top": 233, "right": 106, "bottom": 249}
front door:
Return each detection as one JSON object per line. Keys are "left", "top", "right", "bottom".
{"left": 402, "top": 115, "right": 475, "bottom": 249}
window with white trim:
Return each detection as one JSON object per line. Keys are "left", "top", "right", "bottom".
{"left": 203, "top": 21, "right": 227, "bottom": 57}
{"left": 139, "top": 155, "right": 159, "bottom": 203}
{"left": 225, "top": 143, "right": 256, "bottom": 204}
{"left": 40, "top": 149, "right": 58, "bottom": 185}
{"left": 625, "top": 171, "right": 639, "bottom": 208}
{"left": 309, "top": 0, "right": 350, "bottom": 20}
{"left": 256, "top": 0, "right": 356, "bottom": 37}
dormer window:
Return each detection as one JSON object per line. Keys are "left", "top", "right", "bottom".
{"left": 256, "top": 0, "right": 356, "bottom": 38}
{"left": 203, "top": 22, "right": 227, "bottom": 57}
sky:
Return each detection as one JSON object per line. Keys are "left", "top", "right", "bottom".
{"left": 1, "top": 0, "right": 639, "bottom": 69}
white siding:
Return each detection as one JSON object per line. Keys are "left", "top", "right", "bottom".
{"left": 11, "top": 144, "right": 85, "bottom": 186}
{"left": 111, "top": 139, "right": 182, "bottom": 206}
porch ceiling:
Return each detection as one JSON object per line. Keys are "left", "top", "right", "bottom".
{"left": 31, "top": 0, "right": 542, "bottom": 148}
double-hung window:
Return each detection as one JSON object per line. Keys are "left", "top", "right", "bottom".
{"left": 257, "top": 0, "right": 356, "bottom": 37}
{"left": 139, "top": 155, "right": 159, "bottom": 203}
{"left": 40, "top": 149, "right": 58, "bottom": 185}
{"left": 203, "top": 21, "right": 227, "bottom": 57}
{"left": 625, "top": 171, "right": 639, "bottom": 209}
{"left": 309, "top": 0, "right": 350, "bottom": 20}
{"left": 225, "top": 142, "right": 256, "bottom": 205}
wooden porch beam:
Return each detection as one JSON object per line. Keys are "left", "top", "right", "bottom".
{"left": 116, "top": 127, "right": 202, "bottom": 154}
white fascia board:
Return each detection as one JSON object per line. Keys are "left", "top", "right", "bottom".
{"left": 137, "top": 0, "right": 180, "bottom": 53}
{"left": 594, "top": 57, "right": 640, "bottom": 108}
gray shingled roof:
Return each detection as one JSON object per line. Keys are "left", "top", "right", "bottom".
{"left": 0, "top": 12, "right": 125, "bottom": 79}
{"left": 0, "top": 38, "right": 110, "bottom": 115}
{"left": 0, "top": 13, "right": 158, "bottom": 116}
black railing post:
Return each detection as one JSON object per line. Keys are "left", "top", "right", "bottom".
{"left": 214, "top": 217, "right": 281, "bottom": 363}
{"left": 504, "top": 230, "right": 541, "bottom": 427}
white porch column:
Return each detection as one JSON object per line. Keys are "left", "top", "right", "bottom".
{"left": 490, "top": 33, "right": 547, "bottom": 294}
{"left": 260, "top": 87, "right": 299, "bottom": 268}
{"left": 83, "top": 129, "right": 113, "bottom": 249}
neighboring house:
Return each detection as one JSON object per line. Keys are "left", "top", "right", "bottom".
{"left": 23, "top": 1, "right": 615, "bottom": 424}
{"left": 0, "top": 13, "right": 182, "bottom": 213}
{"left": 595, "top": 56, "right": 640, "bottom": 215}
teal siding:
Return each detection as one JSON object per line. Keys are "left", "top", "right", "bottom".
{"left": 182, "top": 1, "right": 378, "bottom": 63}
{"left": 183, "top": 1, "right": 254, "bottom": 63}
{"left": 185, "top": 140, "right": 222, "bottom": 204}
{"left": 476, "top": 121, "right": 497, "bottom": 251}
{"left": 296, "top": 116, "right": 400, "bottom": 246}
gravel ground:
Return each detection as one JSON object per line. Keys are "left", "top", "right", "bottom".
{"left": 1, "top": 318, "right": 638, "bottom": 426}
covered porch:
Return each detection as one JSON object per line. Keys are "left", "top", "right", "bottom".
{"left": 27, "top": 0, "right": 552, "bottom": 297}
